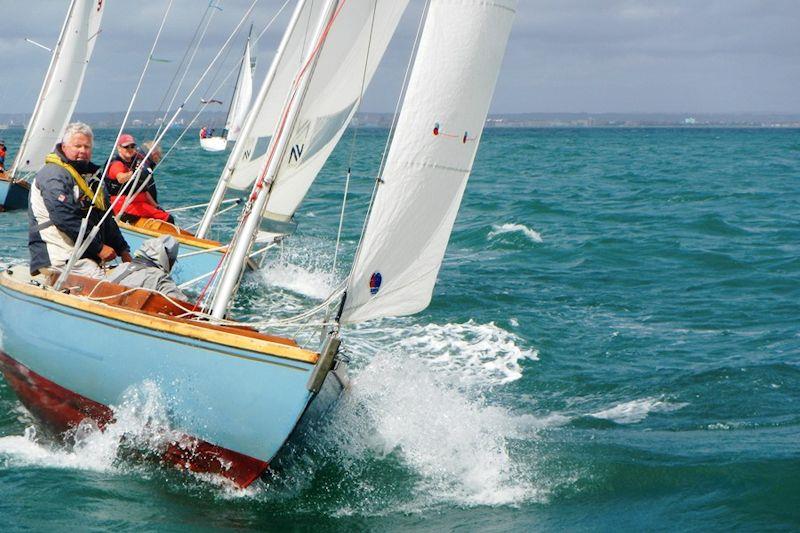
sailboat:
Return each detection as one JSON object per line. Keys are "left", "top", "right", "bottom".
{"left": 0, "top": 0, "right": 105, "bottom": 212}
{"left": 120, "top": 0, "right": 409, "bottom": 286}
{"left": 199, "top": 31, "right": 256, "bottom": 153}
{"left": 0, "top": 0, "right": 516, "bottom": 487}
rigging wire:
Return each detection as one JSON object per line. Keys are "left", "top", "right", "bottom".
{"left": 55, "top": 0, "right": 176, "bottom": 290}
{"left": 155, "top": 1, "right": 224, "bottom": 139}
{"left": 57, "top": 0, "right": 262, "bottom": 289}
{"left": 331, "top": 0, "right": 378, "bottom": 278}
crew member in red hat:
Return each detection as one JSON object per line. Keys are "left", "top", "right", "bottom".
{"left": 105, "top": 133, "right": 174, "bottom": 223}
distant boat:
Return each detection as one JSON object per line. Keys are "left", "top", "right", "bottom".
{"left": 0, "top": 0, "right": 105, "bottom": 212}
{"left": 199, "top": 31, "right": 255, "bottom": 153}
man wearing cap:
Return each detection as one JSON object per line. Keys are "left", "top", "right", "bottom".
{"left": 28, "top": 122, "right": 131, "bottom": 279}
{"left": 105, "top": 133, "right": 173, "bottom": 223}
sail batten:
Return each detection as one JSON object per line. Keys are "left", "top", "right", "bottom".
{"left": 11, "top": 0, "right": 104, "bottom": 177}
{"left": 341, "top": 0, "right": 517, "bottom": 324}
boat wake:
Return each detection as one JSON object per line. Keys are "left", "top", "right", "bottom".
{"left": 589, "top": 397, "right": 688, "bottom": 424}
{"left": 488, "top": 223, "right": 543, "bottom": 243}
{"left": 0, "top": 381, "right": 183, "bottom": 479}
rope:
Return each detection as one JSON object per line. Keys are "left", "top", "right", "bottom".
{"left": 156, "top": 0, "right": 223, "bottom": 139}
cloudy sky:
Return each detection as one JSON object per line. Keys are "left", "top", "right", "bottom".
{"left": 1, "top": 0, "right": 798, "bottom": 115}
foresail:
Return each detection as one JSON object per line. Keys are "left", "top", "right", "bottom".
{"left": 340, "top": 0, "right": 517, "bottom": 324}
{"left": 224, "top": 40, "right": 254, "bottom": 143}
{"left": 261, "top": 0, "right": 410, "bottom": 224}
{"left": 12, "top": 0, "right": 104, "bottom": 176}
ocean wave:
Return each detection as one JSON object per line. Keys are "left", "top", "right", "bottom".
{"left": 488, "top": 223, "right": 543, "bottom": 243}
{"left": 589, "top": 397, "right": 688, "bottom": 424}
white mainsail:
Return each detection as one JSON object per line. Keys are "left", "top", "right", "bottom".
{"left": 223, "top": 37, "right": 255, "bottom": 143}
{"left": 11, "top": 0, "right": 104, "bottom": 177}
{"left": 208, "top": 0, "right": 410, "bottom": 317}
{"left": 340, "top": 0, "right": 517, "bottom": 323}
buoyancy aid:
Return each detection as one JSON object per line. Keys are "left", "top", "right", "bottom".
{"left": 44, "top": 153, "right": 106, "bottom": 211}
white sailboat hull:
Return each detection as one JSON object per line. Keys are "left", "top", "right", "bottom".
{"left": 200, "top": 137, "right": 229, "bottom": 152}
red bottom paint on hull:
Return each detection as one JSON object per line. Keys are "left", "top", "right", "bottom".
{"left": 0, "top": 351, "right": 268, "bottom": 487}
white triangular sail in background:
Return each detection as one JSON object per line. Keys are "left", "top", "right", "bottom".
{"left": 223, "top": 38, "right": 254, "bottom": 143}
{"left": 259, "top": 0, "right": 410, "bottom": 225}
{"left": 341, "top": 0, "right": 517, "bottom": 324}
{"left": 11, "top": 0, "right": 105, "bottom": 177}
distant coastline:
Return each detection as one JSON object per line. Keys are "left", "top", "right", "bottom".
{"left": 1, "top": 111, "right": 799, "bottom": 129}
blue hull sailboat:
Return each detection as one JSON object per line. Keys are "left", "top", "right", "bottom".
{"left": 0, "top": 0, "right": 516, "bottom": 487}
{"left": 0, "top": 267, "right": 345, "bottom": 486}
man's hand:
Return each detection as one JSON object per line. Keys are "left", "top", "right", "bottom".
{"left": 98, "top": 244, "right": 117, "bottom": 262}
{"left": 121, "top": 251, "right": 133, "bottom": 263}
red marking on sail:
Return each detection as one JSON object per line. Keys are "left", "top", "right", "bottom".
{"left": 0, "top": 351, "right": 268, "bottom": 487}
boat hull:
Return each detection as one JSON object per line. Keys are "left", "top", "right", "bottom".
{"left": 199, "top": 137, "right": 228, "bottom": 152}
{"left": 0, "top": 269, "right": 340, "bottom": 486}
{"left": 0, "top": 175, "right": 30, "bottom": 212}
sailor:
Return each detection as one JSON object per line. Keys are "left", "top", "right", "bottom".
{"left": 105, "top": 235, "right": 187, "bottom": 301}
{"left": 105, "top": 133, "right": 174, "bottom": 223}
{"left": 139, "top": 140, "right": 162, "bottom": 203}
{"left": 0, "top": 140, "right": 6, "bottom": 172}
{"left": 28, "top": 122, "right": 131, "bottom": 279}
{"left": 199, "top": 126, "right": 208, "bottom": 139}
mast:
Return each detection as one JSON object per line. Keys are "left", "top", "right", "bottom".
{"left": 209, "top": 0, "right": 340, "bottom": 319}
{"left": 196, "top": 0, "right": 309, "bottom": 239}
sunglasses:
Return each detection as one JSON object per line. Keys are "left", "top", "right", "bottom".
{"left": 120, "top": 144, "right": 136, "bottom": 149}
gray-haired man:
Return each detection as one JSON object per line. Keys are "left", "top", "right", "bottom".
{"left": 28, "top": 122, "right": 131, "bottom": 279}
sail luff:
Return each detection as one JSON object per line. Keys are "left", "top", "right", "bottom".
{"left": 195, "top": 0, "right": 311, "bottom": 239}
{"left": 11, "top": 0, "right": 103, "bottom": 178}
{"left": 340, "top": 0, "right": 517, "bottom": 324}
{"left": 209, "top": 0, "right": 342, "bottom": 319}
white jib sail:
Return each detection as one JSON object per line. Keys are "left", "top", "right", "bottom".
{"left": 11, "top": 0, "right": 104, "bottom": 177}
{"left": 224, "top": 39, "right": 254, "bottom": 143}
{"left": 226, "top": 0, "right": 409, "bottom": 223}
{"left": 340, "top": 0, "right": 517, "bottom": 324}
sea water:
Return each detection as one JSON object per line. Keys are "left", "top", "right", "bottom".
{"left": 0, "top": 127, "right": 798, "bottom": 530}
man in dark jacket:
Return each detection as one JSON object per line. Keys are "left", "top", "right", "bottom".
{"left": 28, "top": 122, "right": 131, "bottom": 278}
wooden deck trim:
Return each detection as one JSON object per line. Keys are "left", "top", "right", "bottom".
{"left": 0, "top": 272, "right": 319, "bottom": 365}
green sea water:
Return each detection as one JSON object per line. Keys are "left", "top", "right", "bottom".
{"left": 0, "top": 127, "right": 798, "bottom": 531}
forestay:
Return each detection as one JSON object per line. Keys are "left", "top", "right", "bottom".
{"left": 224, "top": 38, "right": 254, "bottom": 143}
{"left": 341, "top": 0, "right": 517, "bottom": 323}
{"left": 11, "top": 0, "right": 104, "bottom": 177}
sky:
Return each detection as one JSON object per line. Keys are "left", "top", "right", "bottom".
{"left": 0, "top": 0, "right": 798, "bottom": 115}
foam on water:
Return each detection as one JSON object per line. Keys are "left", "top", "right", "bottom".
{"left": 590, "top": 397, "right": 688, "bottom": 424}
{"left": 260, "top": 261, "right": 336, "bottom": 301}
{"left": 348, "top": 319, "right": 538, "bottom": 387}
{"left": 488, "top": 223, "right": 543, "bottom": 243}
{"left": 318, "top": 353, "right": 552, "bottom": 511}
{"left": 0, "top": 381, "right": 182, "bottom": 478}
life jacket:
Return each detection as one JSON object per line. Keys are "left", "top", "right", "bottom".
{"left": 44, "top": 153, "right": 106, "bottom": 211}
{"left": 104, "top": 152, "right": 139, "bottom": 196}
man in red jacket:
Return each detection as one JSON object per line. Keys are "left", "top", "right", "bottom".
{"left": 105, "top": 133, "right": 174, "bottom": 223}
